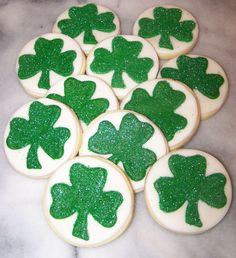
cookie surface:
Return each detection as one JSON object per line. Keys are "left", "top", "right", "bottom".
{"left": 16, "top": 33, "right": 85, "bottom": 98}
{"left": 43, "top": 156, "right": 134, "bottom": 247}
{"left": 47, "top": 75, "right": 119, "bottom": 130}
{"left": 53, "top": 3, "right": 120, "bottom": 55}
{"left": 145, "top": 149, "right": 232, "bottom": 234}
{"left": 133, "top": 5, "right": 199, "bottom": 59}
{"left": 86, "top": 35, "right": 159, "bottom": 100}
{"left": 80, "top": 110, "right": 168, "bottom": 192}
{"left": 121, "top": 79, "right": 200, "bottom": 150}
{"left": 4, "top": 98, "right": 81, "bottom": 178}
{"left": 159, "top": 55, "right": 228, "bottom": 119}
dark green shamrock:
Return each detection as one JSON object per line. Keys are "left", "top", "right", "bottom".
{"left": 90, "top": 36, "right": 154, "bottom": 88}
{"left": 138, "top": 7, "right": 196, "bottom": 49}
{"left": 50, "top": 162, "right": 123, "bottom": 240}
{"left": 47, "top": 77, "right": 109, "bottom": 125}
{"left": 154, "top": 154, "right": 227, "bottom": 227}
{"left": 88, "top": 113, "right": 157, "bottom": 181}
{"left": 6, "top": 101, "right": 70, "bottom": 169}
{"left": 160, "top": 55, "right": 224, "bottom": 99}
{"left": 124, "top": 80, "right": 187, "bottom": 141}
{"left": 18, "top": 37, "right": 77, "bottom": 89}
{"left": 58, "top": 3, "right": 116, "bottom": 44}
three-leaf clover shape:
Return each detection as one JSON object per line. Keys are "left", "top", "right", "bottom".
{"left": 154, "top": 154, "right": 227, "bottom": 227}
{"left": 160, "top": 55, "right": 225, "bottom": 99}
{"left": 48, "top": 78, "right": 109, "bottom": 125}
{"left": 88, "top": 113, "right": 157, "bottom": 181}
{"left": 124, "top": 80, "right": 187, "bottom": 141}
{"left": 18, "top": 37, "right": 77, "bottom": 90}
{"left": 6, "top": 101, "right": 71, "bottom": 169}
{"left": 138, "top": 7, "right": 196, "bottom": 49}
{"left": 90, "top": 36, "right": 154, "bottom": 88}
{"left": 58, "top": 3, "right": 116, "bottom": 44}
{"left": 50, "top": 162, "right": 123, "bottom": 240}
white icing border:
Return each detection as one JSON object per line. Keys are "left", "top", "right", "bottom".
{"left": 43, "top": 156, "right": 134, "bottom": 247}
{"left": 145, "top": 149, "right": 232, "bottom": 234}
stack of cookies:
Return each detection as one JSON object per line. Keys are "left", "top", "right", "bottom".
{"left": 4, "top": 3, "right": 232, "bottom": 247}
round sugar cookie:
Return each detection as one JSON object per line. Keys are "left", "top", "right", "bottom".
{"left": 145, "top": 149, "right": 232, "bottom": 234}
{"left": 53, "top": 3, "right": 120, "bottom": 55}
{"left": 133, "top": 5, "right": 199, "bottom": 59}
{"left": 80, "top": 110, "right": 169, "bottom": 192}
{"left": 43, "top": 156, "right": 134, "bottom": 247}
{"left": 4, "top": 98, "right": 82, "bottom": 179}
{"left": 16, "top": 33, "right": 85, "bottom": 98}
{"left": 47, "top": 75, "right": 119, "bottom": 130}
{"left": 86, "top": 35, "right": 159, "bottom": 100}
{"left": 159, "top": 55, "right": 228, "bottom": 119}
{"left": 121, "top": 79, "right": 200, "bottom": 150}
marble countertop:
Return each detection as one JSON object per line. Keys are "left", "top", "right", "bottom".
{"left": 1, "top": 0, "right": 236, "bottom": 257}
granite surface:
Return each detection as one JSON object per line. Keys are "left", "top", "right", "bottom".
{"left": 0, "top": 0, "right": 236, "bottom": 257}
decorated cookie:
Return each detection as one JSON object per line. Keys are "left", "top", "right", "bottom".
{"left": 159, "top": 55, "right": 228, "bottom": 119}
{"left": 43, "top": 156, "right": 134, "bottom": 247}
{"left": 4, "top": 98, "right": 81, "bottom": 178}
{"left": 145, "top": 149, "right": 232, "bottom": 234}
{"left": 80, "top": 111, "right": 168, "bottom": 192}
{"left": 16, "top": 33, "right": 85, "bottom": 98}
{"left": 133, "top": 5, "right": 199, "bottom": 59}
{"left": 53, "top": 3, "right": 120, "bottom": 55}
{"left": 86, "top": 35, "right": 159, "bottom": 100}
{"left": 47, "top": 75, "right": 119, "bottom": 130}
{"left": 121, "top": 79, "right": 200, "bottom": 150}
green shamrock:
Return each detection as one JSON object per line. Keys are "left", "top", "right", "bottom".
{"left": 90, "top": 36, "right": 154, "bottom": 88}
{"left": 18, "top": 37, "right": 77, "bottom": 90}
{"left": 47, "top": 77, "right": 109, "bottom": 125}
{"left": 154, "top": 154, "right": 227, "bottom": 227}
{"left": 138, "top": 7, "right": 196, "bottom": 49}
{"left": 160, "top": 55, "right": 224, "bottom": 99}
{"left": 88, "top": 113, "right": 157, "bottom": 181}
{"left": 58, "top": 3, "right": 116, "bottom": 44}
{"left": 50, "top": 162, "right": 123, "bottom": 240}
{"left": 6, "top": 101, "right": 71, "bottom": 169}
{"left": 124, "top": 80, "right": 187, "bottom": 141}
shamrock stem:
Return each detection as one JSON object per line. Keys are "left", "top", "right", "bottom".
{"left": 185, "top": 201, "right": 203, "bottom": 227}
{"left": 159, "top": 34, "right": 173, "bottom": 50}
{"left": 38, "top": 70, "right": 50, "bottom": 89}
{"left": 72, "top": 213, "right": 89, "bottom": 240}
{"left": 27, "top": 144, "right": 42, "bottom": 169}
{"left": 111, "top": 70, "right": 126, "bottom": 88}
{"left": 84, "top": 30, "right": 97, "bottom": 44}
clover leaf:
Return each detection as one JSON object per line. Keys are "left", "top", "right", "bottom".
{"left": 50, "top": 162, "right": 123, "bottom": 240}
{"left": 88, "top": 113, "right": 157, "bottom": 181}
{"left": 48, "top": 78, "right": 109, "bottom": 125}
{"left": 58, "top": 3, "right": 116, "bottom": 44}
{"left": 138, "top": 7, "right": 196, "bottom": 49}
{"left": 90, "top": 36, "right": 154, "bottom": 88}
{"left": 160, "top": 55, "right": 224, "bottom": 99}
{"left": 154, "top": 154, "right": 227, "bottom": 227}
{"left": 124, "top": 80, "right": 187, "bottom": 141}
{"left": 6, "top": 101, "right": 70, "bottom": 169}
{"left": 18, "top": 37, "right": 77, "bottom": 90}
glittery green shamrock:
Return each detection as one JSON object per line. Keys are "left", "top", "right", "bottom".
{"left": 160, "top": 55, "right": 224, "bottom": 99}
{"left": 58, "top": 3, "right": 116, "bottom": 44}
{"left": 6, "top": 101, "right": 70, "bottom": 169}
{"left": 138, "top": 7, "right": 196, "bottom": 49}
{"left": 124, "top": 80, "right": 187, "bottom": 141}
{"left": 88, "top": 113, "right": 157, "bottom": 181}
{"left": 50, "top": 163, "right": 123, "bottom": 240}
{"left": 90, "top": 36, "right": 154, "bottom": 88}
{"left": 47, "top": 78, "right": 109, "bottom": 125}
{"left": 154, "top": 154, "right": 227, "bottom": 227}
{"left": 18, "top": 37, "right": 77, "bottom": 89}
